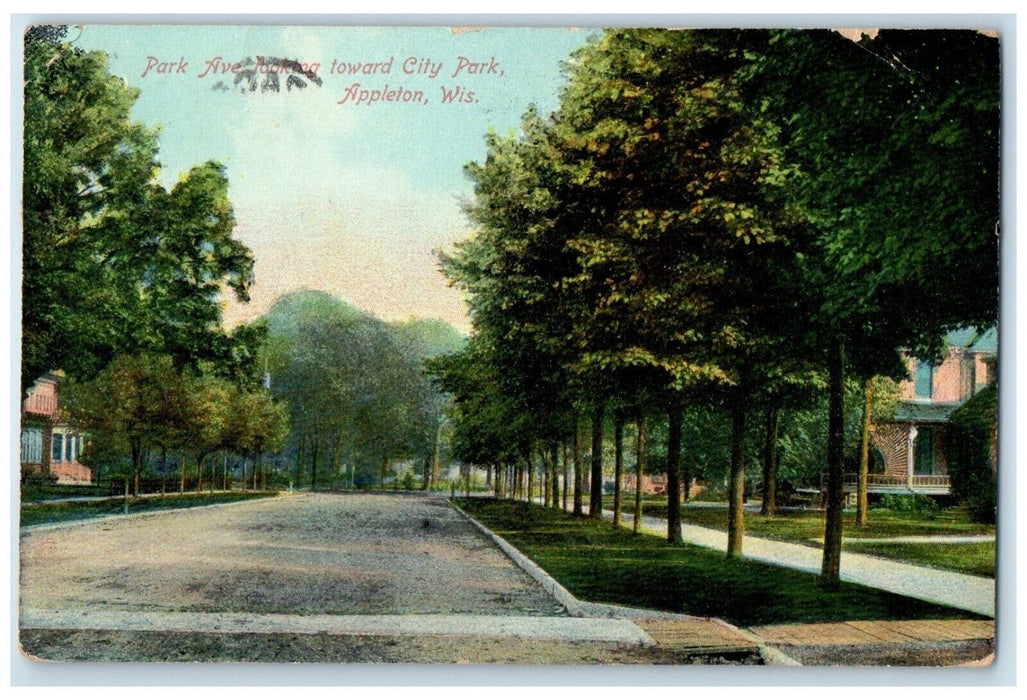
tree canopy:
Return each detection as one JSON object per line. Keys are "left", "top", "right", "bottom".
{"left": 22, "top": 26, "right": 255, "bottom": 393}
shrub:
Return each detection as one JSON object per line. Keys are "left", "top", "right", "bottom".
{"left": 399, "top": 470, "right": 417, "bottom": 490}
{"left": 947, "top": 384, "right": 997, "bottom": 524}
{"left": 875, "top": 493, "right": 941, "bottom": 517}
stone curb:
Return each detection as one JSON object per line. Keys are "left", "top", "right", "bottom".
{"left": 452, "top": 499, "right": 809, "bottom": 666}
{"left": 710, "top": 618, "right": 804, "bottom": 667}
{"left": 19, "top": 491, "right": 292, "bottom": 534}
{"left": 449, "top": 500, "right": 589, "bottom": 619}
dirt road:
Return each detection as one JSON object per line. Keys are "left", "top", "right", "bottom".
{"left": 20, "top": 491, "right": 563, "bottom": 617}
{"left": 18, "top": 492, "right": 765, "bottom": 664}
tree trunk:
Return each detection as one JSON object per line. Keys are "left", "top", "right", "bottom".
{"left": 562, "top": 443, "right": 570, "bottom": 511}
{"left": 666, "top": 401, "right": 684, "bottom": 544}
{"left": 589, "top": 402, "right": 605, "bottom": 518}
{"left": 310, "top": 439, "right": 319, "bottom": 492}
{"left": 432, "top": 421, "right": 443, "bottom": 488}
{"left": 131, "top": 439, "right": 142, "bottom": 496}
{"left": 196, "top": 452, "right": 206, "bottom": 493}
{"left": 856, "top": 377, "right": 875, "bottom": 528}
{"left": 160, "top": 447, "right": 168, "bottom": 495}
{"left": 572, "top": 421, "right": 583, "bottom": 516}
{"left": 550, "top": 443, "right": 561, "bottom": 510}
{"left": 727, "top": 398, "right": 747, "bottom": 557}
{"left": 41, "top": 419, "right": 53, "bottom": 479}
{"left": 613, "top": 412, "right": 624, "bottom": 527}
{"left": 526, "top": 450, "right": 535, "bottom": 504}
{"left": 821, "top": 337, "right": 847, "bottom": 587}
{"left": 761, "top": 402, "right": 781, "bottom": 516}
{"left": 634, "top": 408, "right": 647, "bottom": 535}
{"left": 682, "top": 458, "right": 693, "bottom": 505}
{"left": 541, "top": 446, "right": 551, "bottom": 507}
{"left": 179, "top": 452, "right": 185, "bottom": 494}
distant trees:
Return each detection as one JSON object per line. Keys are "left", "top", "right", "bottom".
{"left": 439, "top": 28, "right": 999, "bottom": 585}
{"left": 263, "top": 290, "right": 463, "bottom": 489}
{"left": 62, "top": 353, "right": 288, "bottom": 493}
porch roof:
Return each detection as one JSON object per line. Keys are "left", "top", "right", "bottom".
{"left": 893, "top": 401, "right": 959, "bottom": 424}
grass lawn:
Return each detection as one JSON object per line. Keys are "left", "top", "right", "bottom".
{"left": 843, "top": 541, "right": 996, "bottom": 578}
{"left": 602, "top": 495, "right": 994, "bottom": 541}
{"left": 20, "top": 491, "right": 278, "bottom": 528}
{"left": 20, "top": 483, "right": 133, "bottom": 503}
{"left": 459, "top": 498, "right": 986, "bottom": 627}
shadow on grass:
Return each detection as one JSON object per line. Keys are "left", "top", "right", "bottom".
{"left": 459, "top": 497, "right": 988, "bottom": 628}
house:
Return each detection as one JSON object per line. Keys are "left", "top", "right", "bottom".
{"left": 861, "top": 328, "right": 997, "bottom": 496}
{"left": 20, "top": 373, "right": 92, "bottom": 485}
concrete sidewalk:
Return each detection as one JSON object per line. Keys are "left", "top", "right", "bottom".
{"left": 20, "top": 608, "right": 654, "bottom": 644}
{"left": 602, "top": 507, "right": 994, "bottom": 617}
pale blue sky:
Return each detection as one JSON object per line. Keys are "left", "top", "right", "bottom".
{"left": 75, "top": 25, "right": 595, "bottom": 331}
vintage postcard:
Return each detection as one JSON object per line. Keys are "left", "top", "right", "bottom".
{"left": 15, "top": 21, "right": 1002, "bottom": 674}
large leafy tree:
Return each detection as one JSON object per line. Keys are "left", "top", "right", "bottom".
{"left": 744, "top": 29, "right": 1000, "bottom": 584}
{"left": 548, "top": 29, "right": 815, "bottom": 547}
{"left": 22, "top": 26, "right": 254, "bottom": 393}
{"left": 62, "top": 353, "right": 195, "bottom": 494}
{"left": 443, "top": 113, "right": 582, "bottom": 504}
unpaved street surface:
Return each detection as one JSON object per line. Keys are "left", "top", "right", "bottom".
{"left": 20, "top": 492, "right": 563, "bottom": 617}
{"left": 21, "top": 492, "right": 730, "bottom": 663}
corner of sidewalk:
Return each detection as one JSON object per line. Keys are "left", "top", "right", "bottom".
{"left": 449, "top": 498, "right": 803, "bottom": 666}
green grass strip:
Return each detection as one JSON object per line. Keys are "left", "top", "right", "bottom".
{"left": 843, "top": 541, "right": 995, "bottom": 578}
{"left": 460, "top": 498, "right": 988, "bottom": 627}
{"left": 601, "top": 496, "right": 994, "bottom": 541}
{"left": 20, "top": 491, "right": 278, "bottom": 528}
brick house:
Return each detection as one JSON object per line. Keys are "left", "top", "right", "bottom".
{"left": 20, "top": 373, "right": 92, "bottom": 485}
{"left": 863, "top": 328, "right": 997, "bottom": 495}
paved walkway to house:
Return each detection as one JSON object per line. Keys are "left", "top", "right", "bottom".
{"left": 590, "top": 506, "right": 994, "bottom": 617}
{"left": 822, "top": 534, "right": 995, "bottom": 544}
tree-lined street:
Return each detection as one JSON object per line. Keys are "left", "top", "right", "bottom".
{"left": 18, "top": 25, "right": 1001, "bottom": 667}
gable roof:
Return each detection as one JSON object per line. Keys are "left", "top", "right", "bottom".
{"left": 945, "top": 327, "right": 997, "bottom": 354}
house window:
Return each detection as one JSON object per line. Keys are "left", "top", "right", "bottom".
{"left": 914, "top": 426, "right": 936, "bottom": 475}
{"left": 52, "top": 433, "right": 64, "bottom": 463}
{"left": 959, "top": 355, "right": 977, "bottom": 400}
{"left": 915, "top": 360, "right": 934, "bottom": 399}
{"left": 21, "top": 427, "right": 43, "bottom": 464}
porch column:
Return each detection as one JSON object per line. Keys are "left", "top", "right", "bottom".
{"left": 906, "top": 425, "right": 918, "bottom": 489}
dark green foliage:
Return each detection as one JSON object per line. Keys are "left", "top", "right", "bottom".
{"left": 22, "top": 28, "right": 254, "bottom": 392}
{"left": 947, "top": 384, "right": 998, "bottom": 523}
{"left": 876, "top": 493, "right": 942, "bottom": 518}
